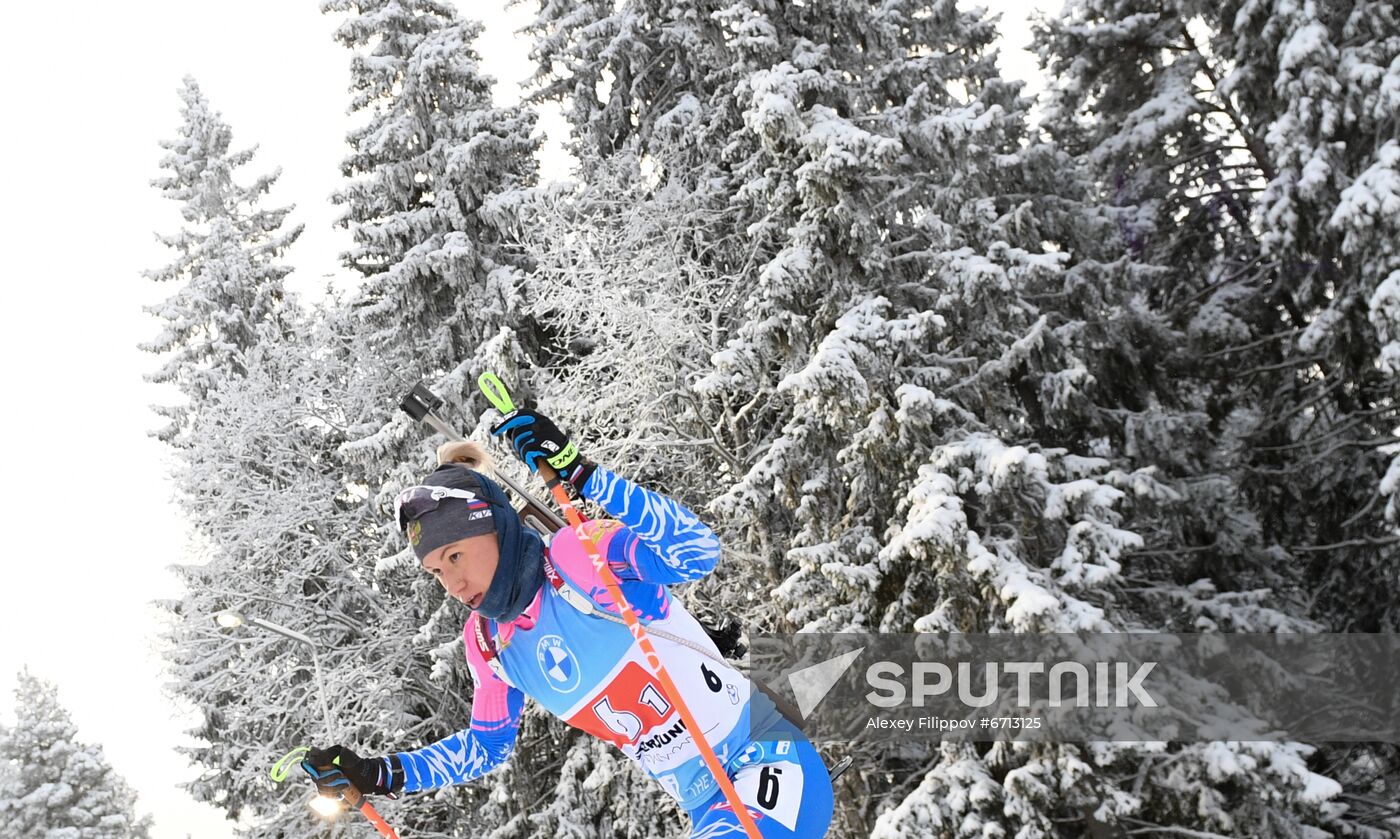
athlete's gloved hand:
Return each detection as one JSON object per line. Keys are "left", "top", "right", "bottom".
{"left": 301, "top": 745, "right": 401, "bottom": 799}
{"left": 490, "top": 408, "right": 596, "bottom": 490}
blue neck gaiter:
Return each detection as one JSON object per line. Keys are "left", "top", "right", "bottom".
{"left": 468, "top": 470, "right": 547, "bottom": 622}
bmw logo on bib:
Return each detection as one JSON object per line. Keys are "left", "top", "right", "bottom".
{"left": 537, "top": 635, "right": 581, "bottom": 693}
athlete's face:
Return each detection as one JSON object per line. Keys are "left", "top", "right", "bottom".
{"left": 422, "top": 533, "right": 499, "bottom": 610}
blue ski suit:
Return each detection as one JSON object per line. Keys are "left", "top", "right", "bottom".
{"left": 392, "top": 467, "right": 833, "bottom": 837}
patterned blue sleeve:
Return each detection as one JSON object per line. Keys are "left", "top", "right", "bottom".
{"left": 581, "top": 466, "right": 721, "bottom": 583}
{"left": 393, "top": 687, "right": 524, "bottom": 792}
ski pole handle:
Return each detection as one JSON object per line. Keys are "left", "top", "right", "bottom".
{"left": 270, "top": 746, "right": 404, "bottom": 839}
{"left": 270, "top": 746, "right": 309, "bottom": 783}
{"left": 477, "top": 372, "right": 516, "bottom": 414}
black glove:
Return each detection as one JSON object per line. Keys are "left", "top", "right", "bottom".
{"left": 301, "top": 745, "right": 401, "bottom": 800}
{"left": 490, "top": 408, "right": 597, "bottom": 490}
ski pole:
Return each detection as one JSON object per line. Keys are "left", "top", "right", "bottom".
{"left": 476, "top": 372, "right": 767, "bottom": 839}
{"left": 270, "top": 747, "right": 404, "bottom": 839}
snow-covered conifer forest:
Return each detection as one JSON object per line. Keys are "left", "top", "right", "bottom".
{"left": 136, "top": 0, "right": 1399, "bottom": 836}
{"left": 0, "top": 672, "right": 154, "bottom": 837}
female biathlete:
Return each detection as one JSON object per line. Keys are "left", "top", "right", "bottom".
{"left": 304, "top": 408, "right": 834, "bottom": 837}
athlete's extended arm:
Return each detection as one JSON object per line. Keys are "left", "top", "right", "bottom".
{"left": 489, "top": 407, "right": 721, "bottom": 584}
{"left": 393, "top": 655, "right": 524, "bottom": 791}
{"left": 580, "top": 467, "right": 721, "bottom": 584}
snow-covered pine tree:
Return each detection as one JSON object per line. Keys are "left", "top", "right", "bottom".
{"left": 1036, "top": 2, "right": 1400, "bottom": 831}
{"left": 524, "top": 0, "right": 722, "bottom": 165}
{"left": 158, "top": 309, "right": 398, "bottom": 835}
{"left": 141, "top": 76, "right": 301, "bottom": 445}
{"left": 138, "top": 81, "right": 375, "bottom": 835}
{"left": 1023, "top": 1, "right": 1323, "bottom": 634}
{"left": 518, "top": 0, "right": 759, "bottom": 501}
{"left": 1218, "top": 0, "right": 1400, "bottom": 629}
{"left": 711, "top": 5, "right": 1342, "bottom": 834}
{"left": 322, "top": 0, "right": 542, "bottom": 409}
{"left": 525, "top": 0, "right": 1350, "bottom": 835}
{"left": 501, "top": 150, "right": 752, "bottom": 502}
{"left": 0, "top": 670, "right": 153, "bottom": 838}
{"left": 1036, "top": 0, "right": 1400, "bottom": 631}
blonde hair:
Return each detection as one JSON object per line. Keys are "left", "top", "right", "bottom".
{"left": 436, "top": 440, "right": 494, "bottom": 472}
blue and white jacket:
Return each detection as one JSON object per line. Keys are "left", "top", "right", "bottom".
{"left": 392, "top": 467, "right": 782, "bottom": 811}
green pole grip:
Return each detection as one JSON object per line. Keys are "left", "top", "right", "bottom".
{"left": 477, "top": 372, "right": 516, "bottom": 414}
{"left": 270, "top": 745, "right": 310, "bottom": 783}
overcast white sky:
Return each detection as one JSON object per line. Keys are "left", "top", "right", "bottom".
{"left": 0, "top": 2, "right": 1054, "bottom": 836}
